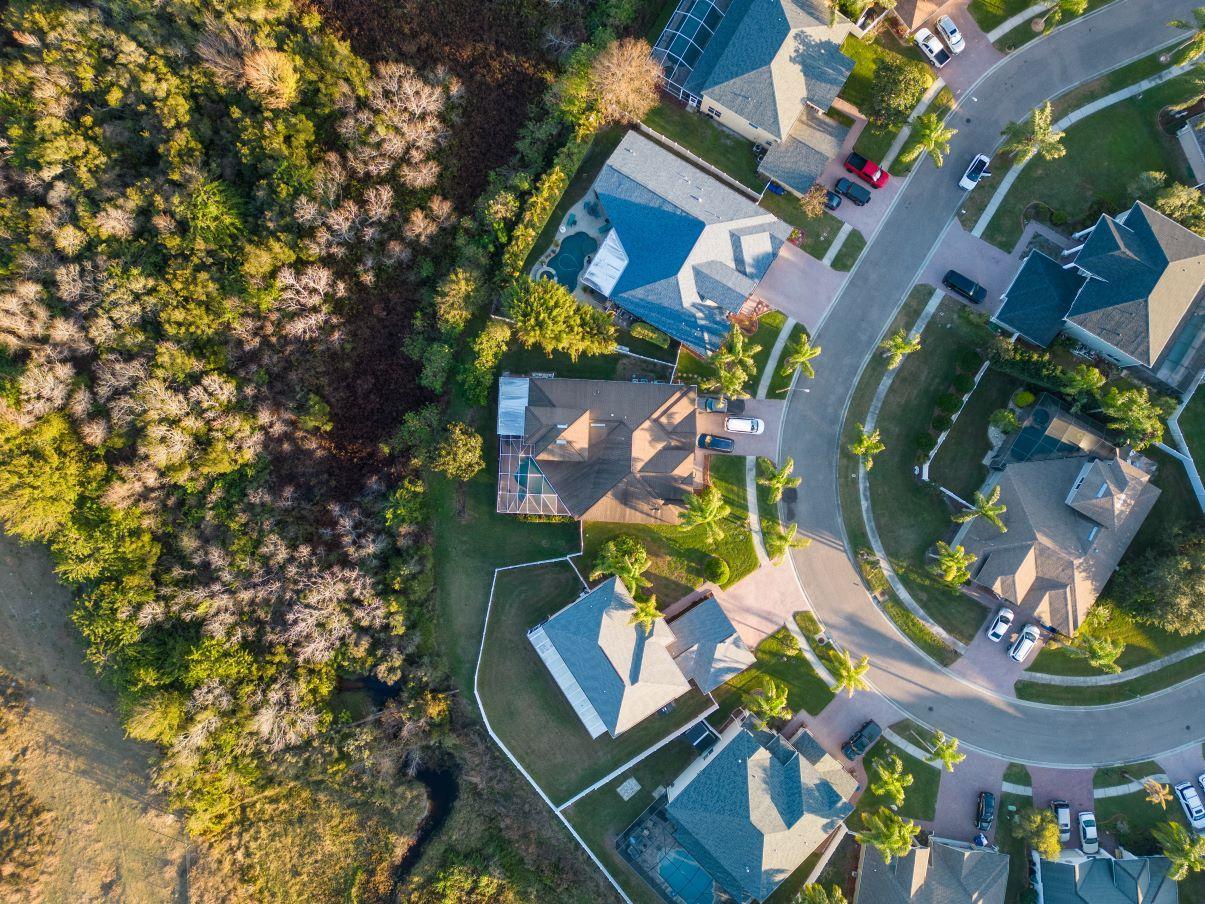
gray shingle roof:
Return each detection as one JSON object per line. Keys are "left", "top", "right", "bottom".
{"left": 996, "top": 250, "right": 1087, "bottom": 346}
{"left": 536, "top": 577, "right": 691, "bottom": 738}
{"left": 666, "top": 716, "right": 854, "bottom": 901}
{"left": 666, "top": 596, "right": 756, "bottom": 692}
{"left": 1066, "top": 202, "right": 1205, "bottom": 366}
{"left": 684, "top": 0, "right": 856, "bottom": 139}
{"left": 1040, "top": 855, "right": 1179, "bottom": 904}
{"left": 587, "top": 131, "right": 789, "bottom": 355}
{"left": 855, "top": 838, "right": 1010, "bottom": 904}
{"left": 758, "top": 107, "right": 849, "bottom": 194}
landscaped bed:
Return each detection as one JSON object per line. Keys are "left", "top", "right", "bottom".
{"left": 476, "top": 560, "right": 717, "bottom": 804}
{"left": 759, "top": 190, "right": 849, "bottom": 261}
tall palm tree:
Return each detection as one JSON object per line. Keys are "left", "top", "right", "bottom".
{"left": 828, "top": 647, "right": 871, "bottom": 697}
{"left": 678, "top": 486, "right": 731, "bottom": 545}
{"left": 900, "top": 112, "right": 958, "bottom": 168}
{"left": 879, "top": 329, "right": 922, "bottom": 369}
{"left": 745, "top": 676, "right": 791, "bottom": 724}
{"left": 857, "top": 808, "right": 920, "bottom": 864}
{"left": 1001, "top": 101, "right": 1065, "bottom": 164}
{"left": 590, "top": 534, "right": 652, "bottom": 594}
{"left": 713, "top": 326, "right": 760, "bottom": 375}
{"left": 850, "top": 424, "right": 885, "bottom": 470}
{"left": 703, "top": 362, "right": 752, "bottom": 399}
{"left": 1153, "top": 820, "right": 1205, "bottom": 880}
{"left": 1169, "top": 6, "right": 1205, "bottom": 63}
{"left": 628, "top": 595, "right": 662, "bottom": 635}
{"left": 952, "top": 485, "right": 1007, "bottom": 532}
{"left": 765, "top": 521, "right": 811, "bottom": 563}
{"left": 928, "top": 541, "right": 977, "bottom": 585}
{"left": 1070, "top": 633, "right": 1123, "bottom": 674}
{"left": 781, "top": 334, "right": 821, "bottom": 380}
{"left": 869, "top": 752, "right": 915, "bottom": 808}
{"left": 794, "top": 885, "right": 848, "bottom": 904}
{"left": 759, "top": 457, "right": 802, "bottom": 504}
{"left": 1142, "top": 778, "right": 1174, "bottom": 810}
{"left": 926, "top": 730, "right": 966, "bottom": 773}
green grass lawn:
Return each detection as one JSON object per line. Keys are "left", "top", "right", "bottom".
{"left": 1028, "top": 603, "right": 1204, "bottom": 676}
{"left": 1093, "top": 760, "right": 1161, "bottom": 789}
{"left": 847, "top": 739, "right": 941, "bottom": 823}
{"left": 711, "top": 626, "right": 836, "bottom": 723}
{"left": 832, "top": 229, "right": 867, "bottom": 272}
{"left": 929, "top": 370, "right": 1022, "bottom": 501}
{"left": 838, "top": 34, "right": 933, "bottom": 166}
{"left": 867, "top": 299, "right": 995, "bottom": 643}
{"left": 967, "top": 0, "right": 1034, "bottom": 32}
{"left": 1096, "top": 792, "right": 1205, "bottom": 902}
{"left": 893, "top": 88, "right": 955, "bottom": 176}
{"left": 477, "top": 560, "right": 715, "bottom": 804}
{"left": 982, "top": 69, "right": 1201, "bottom": 251}
{"left": 1015, "top": 650, "right": 1205, "bottom": 704}
{"left": 1004, "top": 762, "right": 1031, "bottom": 786}
{"left": 759, "top": 190, "right": 847, "bottom": 261}
{"left": 994, "top": 791, "right": 1036, "bottom": 903}
{"left": 643, "top": 101, "right": 765, "bottom": 191}
{"left": 992, "top": 0, "right": 1117, "bottom": 52}
{"left": 674, "top": 310, "right": 788, "bottom": 395}
{"left": 1179, "top": 387, "right": 1205, "bottom": 476}
{"left": 767, "top": 322, "right": 807, "bottom": 400}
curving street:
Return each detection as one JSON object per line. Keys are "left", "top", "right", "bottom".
{"left": 783, "top": 0, "right": 1205, "bottom": 767}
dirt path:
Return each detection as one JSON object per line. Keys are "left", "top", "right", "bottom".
{"left": 0, "top": 532, "right": 189, "bottom": 903}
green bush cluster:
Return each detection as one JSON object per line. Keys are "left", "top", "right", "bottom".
{"left": 630, "top": 321, "right": 671, "bottom": 348}
{"left": 705, "top": 556, "right": 731, "bottom": 584}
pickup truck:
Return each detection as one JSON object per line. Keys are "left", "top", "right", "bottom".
{"left": 844, "top": 152, "right": 889, "bottom": 188}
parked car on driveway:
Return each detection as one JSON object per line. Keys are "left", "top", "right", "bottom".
{"left": 960, "top": 154, "right": 992, "bottom": 190}
{"left": 698, "top": 434, "right": 735, "bottom": 453}
{"left": 702, "top": 396, "right": 727, "bottom": 413}
{"left": 1050, "top": 800, "right": 1071, "bottom": 843}
{"left": 976, "top": 792, "right": 996, "bottom": 831}
{"left": 915, "top": 27, "right": 951, "bottom": 68}
{"left": 724, "top": 416, "right": 764, "bottom": 435}
{"left": 1174, "top": 782, "right": 1205, "bottom": 832}
{"left": 1078, "top": 812, "right": 1099, "bottom": 854}
{"left": 943, "top": 269, "right": 988, "bottom": 304}
{"left": 1009, "top": 624, "right": 1041, "bottom": 663}
{"left": 986, "top": 607, "right": 1014, "bottom": 642}
{"left": 835, "top": 177, "right": 871, "bottom": 206}
{"left": 841, "top": 720, "right": 882, "bottom": 760}
{"left": 1199, "top": 772, "right": 1205, "bottom": 798}
{"left": 824, "top": 189, "right": 842, "bottom": 211}
{"left": 936, "top": 15, "right": 966, "bottom": 54}
{"left": 843, "top": 152, "right": 889, "bottom": 188}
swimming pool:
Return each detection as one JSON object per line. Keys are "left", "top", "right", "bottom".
{"left": 547, "top": 231, "right": 599, "bottom": 288}
{"left": 657, "top": 848, "right": 713, "bottom": 904}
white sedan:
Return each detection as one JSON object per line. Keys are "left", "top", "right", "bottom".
{"left": 915, "top": 27, "right": 951, "bottom": 69}
{"left": 937, "top": 15, "right": 966, "bottom": 54}
{"left": 724, "top": 416, "right": 764, "bottom": 435}
{"left": 959, "top": 154, "right": 991, "bottom": 191}
{"left": 1078, "top": 812, "right": 1099, "bottom": 855}
{"left": 986, "top": 607, "right": 1014, "bottom": 642}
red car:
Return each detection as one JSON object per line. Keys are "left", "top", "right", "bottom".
{"left": 844, "top": 152, "right": 889, "bottom": 188}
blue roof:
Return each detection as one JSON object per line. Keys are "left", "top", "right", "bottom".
{"left": 996, "top": 250, "right": 1086, "bottom": 346}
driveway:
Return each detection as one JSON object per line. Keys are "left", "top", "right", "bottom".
{"left": 814, "top": 101, "right": 905, "bottom": 235}
{"left": 754, "top": 243, "right": 846, "bottom": 335}
{"left": 713, "top": 560, "right": 805, "bottom": 647}
{"left": 782, "top": 0, "right": 1205, "bottom": 767}
{"left": 697, "top": 399, "right": 784, "bottom": 458}
{"left": 1028, "top": 765, "right": 1092, "bottom": 818}
{"left": 917, "top": 220, "right": 1020, "bottom": 315}
{"left": 934, "top": 7, "right": 1006, "bottom": 99}
{"left": 931, "top": 750, "right": 1006, "bottom": 842}
{"left": 948, "top": 626, "right": 1029, "bottom": 696}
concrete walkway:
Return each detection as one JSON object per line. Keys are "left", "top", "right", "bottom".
{"left": 1023, "top": 639, "right": 1205, "bottom": 685}
{"left": 985, "top": 3, "right": 1051, "bottom": 42}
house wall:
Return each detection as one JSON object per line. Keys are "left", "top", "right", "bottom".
{"left": 700, "top": 94, "right": 780, "bottom": 147}
{"left": 1061, "top": 321, "right": 1145, "bottom": 370}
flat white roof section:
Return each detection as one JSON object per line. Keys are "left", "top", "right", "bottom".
{"left": 581, "top": 229, "right": 628, "bottom": 298}
{"left": 528, "top": 624, "right": 608, "bottom": 738}
{"left": 496, "top": 375, "right": 530, "bottom": 437}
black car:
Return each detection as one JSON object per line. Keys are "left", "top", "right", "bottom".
{"left": 702, "top": 397, "right": 728, "bottom": 413}
{"left": 976, "top": 792, "right": 996, "bottom": 831}
{"left": 824, "top": 190, "right": 842, "bottom": 211}
{"left": 834, "top": 178, "right": 871, "bottom": 207}
{"left": 841, "top": 720, "right": 882, "bottom": 760}
{"left": 943, "top": 269, "right": 988, "bottom": 304}
{"left": 698, "top": 433, "right": 735, "bottom": 453}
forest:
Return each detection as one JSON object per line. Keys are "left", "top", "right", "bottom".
{"left": 0, "top": 0, "right": 654, "bottom": 899}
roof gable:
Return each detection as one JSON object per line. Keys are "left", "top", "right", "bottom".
{"left": 996, "top": 250, "right": 1087, "bottom": 346}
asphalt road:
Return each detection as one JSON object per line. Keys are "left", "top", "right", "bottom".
{"left": 783, "top": 0, "right": 1205, "bottom": 767}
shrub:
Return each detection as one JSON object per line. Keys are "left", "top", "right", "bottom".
{"left": 630, "top": 322, "right": 670, "bottom": 348}
{"left": 931, "top": 413, "right": 953, "bottom": 432}
{"left": 1013, "top": 389, "right": 1036, "bottom": 407}
{"left": 952, "top": 373, "right": 975, "bottom": 394}
{"left": 990, "top": 408, "right": 1020, "bottom": 433}
{"left": 857, "top": 549, "right": 888, "bottom": 595}
{"left": 916, "top": 433, "right": 938, "bottom": 454}
{"left": 957, "top": 349, "right": 983, "bottom": 373}
{"left": 795, "top": 610, "right": 822, "bottom": 638}
{"left": 705, "top": 556, "right": 730, "bottom": 584}
{"left": 936, "top": 393, "right": 962, "bottom": 414}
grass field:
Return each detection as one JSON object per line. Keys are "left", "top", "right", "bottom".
{"left": 928, "top": 370, "right": 1022, "bottom": 501}
{"left": 839, "top": 34, "right": 933, "bottom": 165}
{"left": 476, "top": 560, "right": 716, "bottom": 803}
{"left": 767, "top": 321, "right": 807, "bottom": 400}
{"left": 1028, "top": 604, "right": 1204, "bottom": 676}
{"left": 643, "top": 101, "right": 765, "bottom": 191}
{"left": 1015, "top": 650, "right": 1205, "bottom": 704}
{"left": 711, "top": 626, "right": 836, "bottom": 723}
{"left": 848, "top": 739, "right": 941, "bottom": 823}
{"left": 1095, "top": 789, "right": 1205, "bottom": 902}
{"left": 1093, "top": 760, "right": 1161, "bottom": 789}
{"left": 832, "top": 229, "right": 867, "bottom": 271}
{"left": 991, "top": 0, "right": 1116, "bottom": 52}
{"left": 967, "top": 0, "right": 1034, "bottom": 32}
{"left": 994, "top": 790, "right": 1036, "bottom": 903}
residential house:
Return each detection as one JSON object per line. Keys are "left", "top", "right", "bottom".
{"left": 580, "top": 131, "right": 790, "bottom": 355}
{"left": 652, "top": 0, "right": 858, "bottom": 196}
{"left": 891, "top": 0, "right": 957, "bottom": 33}
{"left": 951, "top": 442, "right": 1160, "bottom": 636}
{"left": 665, "top": 593, "right": 756, "bottom": 692}
{"left": 995, "top": 201, "right": 1205, "bottom": 394}
{"left": 1175, "top": 109, "right": 1205, "bottom": 185}
{"left": 1039, "top": 850, "right": 1179, "bottom": 903}
{"left": 854, "top": 836, "right": 1010, "bottom": 904}
{"left": 662, "top": 714, "right": 856, "bottom": 902}
{"left": 495, "top": 374, "right": 698, "bottom": 524}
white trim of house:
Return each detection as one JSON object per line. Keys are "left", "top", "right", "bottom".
{"left": 527, "top": 623, "right": 609, "bottom": 738}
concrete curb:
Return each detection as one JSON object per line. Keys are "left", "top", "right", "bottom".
{"left": 1023, "top": 640, "right": 1205, "bottom": 685}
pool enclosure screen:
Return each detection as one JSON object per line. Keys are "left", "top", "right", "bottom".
{"left": 651, "top": 0, "right": 733, "bottom": 103}
{"left": 497, "top": 438, "right": 572, "bottom": 517}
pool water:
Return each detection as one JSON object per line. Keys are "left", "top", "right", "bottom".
{"left": 657, "top": 848, "right": 712, "bottom": 904}
{"left": 514, "top": 457, "right": 551, "bottom": 499}
{"left": 548, "top": 231, "right": 599, "bottom": 288}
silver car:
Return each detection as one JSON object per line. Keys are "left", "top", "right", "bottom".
{"left": 1009, "top": 624, "right": 1041, "bottom": 662}
{"left": 986, "top": 607, "right": 1014, "bottom": 642}
{"left": 936, "top": 15, "right": 966, "bottom": 54}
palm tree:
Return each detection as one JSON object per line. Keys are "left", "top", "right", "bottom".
{"left": 926, "top": 730, "right": 966, "bottom": 773}
{"left": 850, "top": 424, "right": 885, "bottom": 470}
{"left": 1069, "top": 633, "right": 1123, "bottom": 674}
{"left": 703, "top": 362, "right": 752, "bottom": 399}
{"left": 869, "top": 752, "right": 914, "bottom": 808}
{"left": 794, "top": 885, "right": 848, "bottom": 904}
{"left": 857, "top": 808, "right": 920, "bottom": 864}
{"left": 952, "top": 485, "right": 1007, "bottom": 532}
{"left": 1142, "top": 778, "right": 1174, "bottom": 810}
{"left": 1168, "top": 6, "right": 1205, "bottom": 63}
{"left": 1038, "top": 0, "right": 1087, "bottom": 31}
{"left": 1153, "top": 820, "right": 1205, "bottom": 880}
{"left": 759, "top": 456, "right": 801, "bottom": 504}
{"left": 928, "top": 541, "right": 977, "bottom": 585}
{"left": 678, "top": 486, "right": 731, "bottom": 544}
{"left": 879, "top": 329, "right": 922, "bottom": 369}
{"left": 781, "top": 334, "right": 821, "bottom": 380}
{"left": 1001, "top": 101, "right": 1065, "bottom": 164}
{"left": 590, "top": 534, "right": 652, "bottom": 594}
{"left": 628, "top": 595, "right": 662, "bottom": 635}
{"left": 713, "top": 326, "right": 760, "bottom": 375}
{"left": 765, "top": 521, "right": 811, "bottom": 563}
{"left": 828, "top": 647, "right": 871, "bottom": 697}
{"left": 745, "top": 676, "right": 791, "bottom": 724}
{"left": 900, "top": 112, "right": 958, "bottom": 168}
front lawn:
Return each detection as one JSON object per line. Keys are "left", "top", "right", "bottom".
{"left": 675, "top": 310, "right": 789, "bottom": 394}
{"left": 967, "top": 0, "right": 1033, "bottom": 32}
{"left": 1096, "top": 788, "right": 1205, "bottom": 902}
{"left": 1014, "top": 650, "right": 1205, "bottom": 704}
{"left": 759, "top": 190, "right": 847, "bottom": 261}
{"left": 994, "top": 791, "right": 1036, "bottom": 903}
{"left": 1028, "top": 603, "right": 1204, "bottom": 676}
{"left": 992, "top": 0, "right": 1116, "bottom": 52}
{"left": 982, "top": 68, "right": 1201, "bottom": 252}
{"left": 832, "top": 228, "right": 867, "bottom": 271}
{"left": 847, "top": 738, "right": 941, "bottom": 823}
{"left": 643, "top": 101, "right": 765, "bottom": 192}
{"left": 711, "top": 626, "right": 836, "bottom": 723}
{"left": 838, "top": 34, "right": 934, "bottom": 166}
{"left": 1093, "top": 760, "right": 1161, "bottom": 789}
{"left": 928, "top": 369, "right": 1022, "bottom": 501}
{"left": 477, "top": 560, "right": 716, "bottom": 804}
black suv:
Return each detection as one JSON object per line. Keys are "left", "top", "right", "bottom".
{"left": 834, "top": 178, "right": 871, "bottom": 207}
{"left": 976, "top": 792, "right": 996, "bottom": 831}
{"left": 943, "top": 269, "right": 988, "bottom": 304}
{"left": 841, "top": 720, "right": 881, "bottom": 760}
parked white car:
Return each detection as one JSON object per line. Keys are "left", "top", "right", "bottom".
{"left": 959, "top": 154, "right": 991, "bottom": 191}
{"left": 724, "top": 416, "right": 764, "bottom": 435}
{"left": 1050, "top": 800, "right": 1071, "bottom": 844}
{"left": 1078, "top": 812, "right": 1099, "bottom": 854}
{"left": 936, "top": 15, "right": 966, "bottom": 54}
{"left": 1009, "top": 624, "right": 1041, "bottom": 663}
{"left": 986, "top": 607, "right": 1014, "bottom": 642}
{"left": 915, "top": 27, "right": 951, "bottom": 68}
{"left": 1174, "top": 782, "right": 1205, "bottom": 832}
